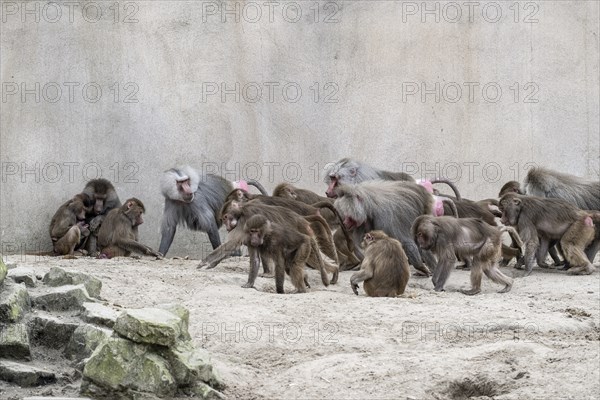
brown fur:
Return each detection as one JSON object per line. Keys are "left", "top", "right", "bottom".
{"left": 272, "top": 184, "right": 361, "bottom": 270}
{"left": 333, "top": 180, "right": 435, "bottom": 277}
{"left": 412, "top": 215, "right": 513, "bottom": 295}
{"left": 523, "top": 167, "right": 600, "bottom": 262}
{"left": 49, "top": 194, "right": 93, "bottom": 255}
{"left": 498, "top": 181, "right": 523, "bottom": 197}
{"left": 82, "top": 179, "right": 121, "bottom": 256}
{"left": 243, "top": 215, "right": 314, "bottom": 294}
{"left": 97, "top": 198, "right": 162, "bottom": 259}
{"left": 350, "top": 231, "right": 410, "bottom": 297}
{"left": 499, "top": 193, "right": 596, "bottom": 276}
{"left": 225, "top": 189, "right": 357, "bottom": 269}
{"left": 199, "top": 200, "right": 337, "bottom": 285}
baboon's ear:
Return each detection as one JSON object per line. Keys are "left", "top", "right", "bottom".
{"left": 349, "top": 167, "right": 357, "bottom": 177}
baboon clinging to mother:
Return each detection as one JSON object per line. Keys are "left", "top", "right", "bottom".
{"left": 48, "top": 193, "right": 93, "bottom": 256}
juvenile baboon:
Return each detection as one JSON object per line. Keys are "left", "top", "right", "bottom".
{"left": 350, "top": 231, "right": 410, "bottom": 297}
{"left": 243, "top": 214, "right": 318, "bottom": 294}
{"left": 97, "top": 198, "right": 162, "bottom": 259}
{"left": 272, "top": 183, "right": 360, "bottom": 269}
{"left": 333, "top": 180, "right": 435, "bottom": 276}
{"left": 199, "top": 201, "right": 336, "bottom": 286}
{"left": 498, "top": 181, "right": 523, "bottom": 197}
{"left": 82, "top": 179, "right": 122, "bottom": 255}
{"left": 499, "top": 193, "right": 599, "bottom": 276}
{"left": 224, "top": 188, "right": 355, "bottom": 264}
{"left": 49, "top": 193, "right": 93, "bottom": 255}
{"left": 412, "top": 215, "right": 514, "bottom": 295}
{"left": 523, "top": 167, "right": 600, "bottom": 261}
{"left": 476, "top": 199, "right": 502, "bottom": 217}
{"left": 158, "top": 166, "right": 267, "bottom": 256}
{"left": 53, "top": 222, "right": 90, "bottom": 256}
{"left": 273, "top": 182, "right": 333, "bottom": 207}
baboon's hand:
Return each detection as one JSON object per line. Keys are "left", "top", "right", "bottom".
{"left": 89, "top": 216, "right": 103, "bottom": 232}
{"left": 351, "top": 283, "right": 359, "bottom": 295}
{"left": 241, "top": 282, "right": 254, "bottom": 289}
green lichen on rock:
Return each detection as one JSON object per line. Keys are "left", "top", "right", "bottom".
{"left": 0, "top": 281, "right": 31, "bottom": 322}
{"left": 65, "top": 323, "right": 112, "bottom": 363}
{"left": 42, "top": 267, "right": 102, "bottom": 298}
{"left": 82, "top": 337, "right": 177, "bottom": 398}
{"left": 156, "top": 303, "right": 191, "bottom": 341}
{"left": 160, "top": 340, "right": 223, "bottom": 389}
{"left": 31, "top": 284, "right": 93, "bottom": 312}
{"left": 7, "top": 266, "right": 36, "bottom": 287}
{"left": 186, "top": 381, "right": 227, "bottom": 400}
{"left": 81, "top": 302, "right": 119, "bottom": 328}
{"left": 113, "top": 308, "right": 183, "bottom": 347}
{"left": 0, "top": 323, "right": 31, "bottom": 360}
{"left": 0, "top": 257, "right": 7, "bottom": 285}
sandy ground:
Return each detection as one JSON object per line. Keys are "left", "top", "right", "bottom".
{"left": 1, "top": 254, "right": 599, "bottom": 400}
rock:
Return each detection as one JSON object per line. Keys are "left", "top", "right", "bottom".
{"left": 42, "top": 267, "right": 102, "bottom": 299}
{"left": 32, "top": 284, "right": 94, "bottom": 311}
{"left": 0, "top": 323, "right": 31, "bottom": 360}
{"left": 81, "top": 302, "right": 119, "bottom": 328}
{"left": 8, "top": 267, "right": 37, "bottom": 287}
{"left": 160, "top": 341, "right": 223, "bottom": 389}
{"left": 24, "top": 397, "right": 92, "bottom": 400}
{"left": 0, "top": 280, "right": 31, "bottom": 322}
{"left": 64, "top": 324, "right": 112, "bottom": 363}
{"left": 0, "top": 360, "right": 56, "bottom": 387}
{"left": 113, "top": 308, "right": 183, "bottom": 347}
{"left": 29, "top": 312, "right": 80, "bottom": 349}
{"left": 82, "top": 337, "right": 177, "bottom": 398}
{"left": 185, "top": 382, "right": 227, "bottom": 400}
{"left": 0, "top": 257, "right": 7, "bottom": 284}
{"left": 157, "top": 303, "right": 192, "bottom": 341}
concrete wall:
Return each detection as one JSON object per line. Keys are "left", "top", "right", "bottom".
{"left": 1, "top": 1, "right": 598, "bottom": 258}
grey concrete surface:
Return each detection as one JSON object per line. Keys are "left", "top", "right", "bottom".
{"left": 1, "top": 1, "right": 598, "bottom": 259}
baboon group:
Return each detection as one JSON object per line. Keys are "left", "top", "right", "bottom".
{"left": 48, "top": 159, "right": 600, "bottom": 297}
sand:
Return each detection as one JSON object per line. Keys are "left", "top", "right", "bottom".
{"left": 1, "top": 254, "right": 599, "bottom": 400}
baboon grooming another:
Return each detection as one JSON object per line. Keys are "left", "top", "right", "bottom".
{"left": 159, "top": 166, "right": 267, "bottom": 256}
{"left": 499, "top": 193, "right": 599, "bottom": 276}
{"left": 412, "top": 215, "right": 514, "bottom": 295}
{"left": 350, "top": 231, "right": 410, "bottom": 297}
{"left": 333, "top": 180, "right": 435, "bottom": 276}
{"left": 97, "top": 198, "right": 162, "bottom": 259}
{"left": 243, "top": 215, "right": 316, "bottom": 294}
{"left": 49, "top": 193, "right": 93, "bottom": 255}
{"left": 82, "top": 179, "right": 122, "bottom": 255}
